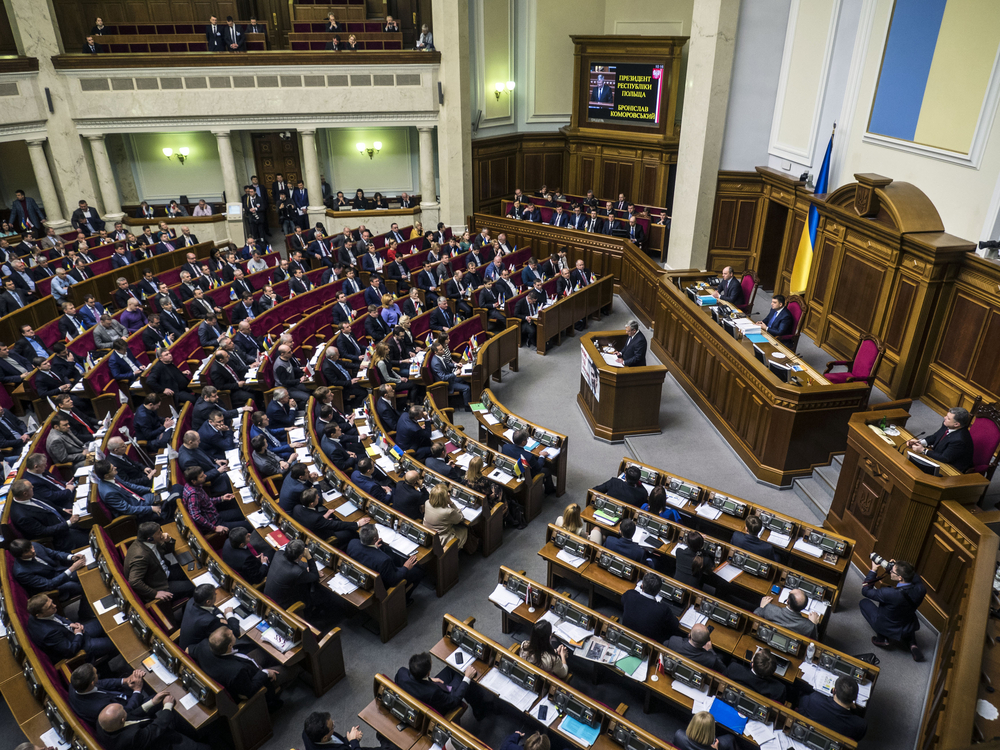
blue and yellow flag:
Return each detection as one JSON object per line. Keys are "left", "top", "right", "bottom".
{"left": 789, "top": 128, "right": 834, "bottom": 293}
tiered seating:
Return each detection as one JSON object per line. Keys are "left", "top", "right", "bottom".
{"left": 93, "top": 23, "right": 268, "bottom": 53}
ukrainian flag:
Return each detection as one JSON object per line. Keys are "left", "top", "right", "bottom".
{"left": 789, "top": 129, "right": 834, "bottom": 294}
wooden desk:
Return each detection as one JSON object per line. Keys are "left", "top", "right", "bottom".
{"left": 534, "top": 275, "right": 615, "bottom": 355}
{"left": 578, "top": 331, "right": 667, "bottom": 442}
{"left": 828, "top": 409, "right": 990, "bottom": 572}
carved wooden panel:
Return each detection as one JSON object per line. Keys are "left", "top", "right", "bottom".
{"left": 970, "top": 311, "right": 1000, "bottom": 395}
{"left": 783, "top": 215, "right": 804, "bottom": 275}
{"left": 935, "top": 294, "right": 988, "bottom": 377}
{"left": 811, "top": 236, "right": 836, "bottom": 305}
{"left": 884, "top": 277, "right": 916, "bottom": 352}
{"left": 830, "top": 252, "right": 883, "bottom": 331}
{"left": 580, "top": 157, "right": 595, "bottom": 195}
{"left": 712, "top": 199, "right": 737, "bottom": 250}
{"left": 639, "top": 163, "right": 659, "bottom": 206}
{"left": 845, "top": 469, "right": 884, "bottom": 532}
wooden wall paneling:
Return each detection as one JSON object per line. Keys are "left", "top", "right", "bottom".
{"left": 883, "top": 277, "right": 916, "bottom": 353}
{"left": 706, "top": 172, "right": 764, "bottom": 274}
{"left": 639, "top": 162, "right": 658, "bottom": 206}
{"left": 829, "top": 252, "right": 884, "bottom": 332}
{"left": 251, "top": 131, "right": 302, "bottom": 227}
{"left": 777, "top": 213, "right": 805, "bottom": 296}
{"left": 933, "top": 294, "right": 987, "bottom": 378}
{"left": 56, "top": 0, "right": 239, "bottom": 49}
{"left": 969, "top": 311, "right": 1000, "bottom": 396}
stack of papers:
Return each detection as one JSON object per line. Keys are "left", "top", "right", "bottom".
{"left": 744, "top": 720, "right": 778, "bottom": 746}
{"left": 461, "top": 506, "right": 482, "bottom": 523}
{"left": 556, "top": 549, "right": 587, "bottom": 568}
{"left": 153, "top": 473, "right": 168, "bottom": 491}
{"left": 488, "top": 468, "right": 515, "bottom": 484}
{"left": 180, "top": 693, "right": 200, "bottom": 710}
{"left": 540, "top": 610, "right": 594, "bottom": 643}
{"left": 225, "top": 448, "right": 241, "bottom": 465}
{"left": 192, "top": 571, "right": 221, "bottom": 588}
{"left": 798, "top": 662, "right": 838, "bottom": 696}
{"left": 529, "top": 696, "right": 558, "bottom": 727}
{"left": 489, "top": 583, "right": 523, "bottom": 613}
{"left": 142, "top": 653, "right": 178, "bottom": 684}
{"left": 478, "top": 668, "right": 537, "bottom": 711}
{"left": 227, "top": 470, "right": 246, "bottom": 489}
{"left": 695, "top": 505, "right": 722, "bottom": 520}
{"left": 453, "top": 453, "right": 473, "bottom": 469}
{"left": 793, "top": 538, "right": 824, "bottom": 558}
{"left": 714, "top": 563, "right": 742, "bottom": 582}
{"left": 328, "top": 573, "right": 360, "bottom": 595}
{"left": 246, "top": 510, "right": 270, "bottom": 527}
{"left": 375, "top": 523, "right": 419, "bottom": 555}
{"left": 679, "top": 607, "right": 709, "bottom": 629}
{"left": 483, "top": 413, "right": 500, "bottom": 425}
{"left": 540, "top": 446, "right": 561, "bottom": 459}
{"left": 665, "top": 492, "right": 688, "bottom": 509}
{"left": 502, "top": 428, "right": 515, "bottom": 441}
{"left": 288, "top": 428, "right": 307, "bottom": 442}
{"left": 559, "top": 716, "right": 600, "bottom": 747}
{"left": 633, "top": 529, "right": 666, "bottom": 549}
{"left": 333, "top": 499, "right": 358, "bottom": 516}
{"left": 766, "top": 531, "right": 792, "bottom": 548}
{"left": 40, "top": 728, "right": 70, "bottom": 750}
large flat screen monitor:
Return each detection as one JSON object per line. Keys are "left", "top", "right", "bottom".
{"left": 587, "top": 63, "right": 664, "bottom": 127}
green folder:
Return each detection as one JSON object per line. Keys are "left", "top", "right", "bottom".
{"left": 594, "top": 509, "right": 621, "bottom": 524}
{"left": 616, "top": 655, "right": 642, "bottom": 675}
{"left": 470, "top": 403, "right": 486, "bottom": 412}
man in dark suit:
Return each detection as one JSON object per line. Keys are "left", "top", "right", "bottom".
{"left": 135, "top": 393, "right": 175, "bottom": 450}
{"left": 143, "top": 314, "right": 172, "bottom": 351}
{"left": 26, "top": 592, "right": 114, "bottom": 661}
{"left": 24, "top": 453, "right": 76, "bottom": 509}
{"left": 347, "top": 524, "right": 425, "bottom": 592}
{"left": 712, "top": 266, "right": 745, "bottom": 306}
{"left": 278, "top": 463, "right": 314, "bottom": 511}
{"left": 293, "top": 487, "right": 369, "bottom": 548}
{"left": 394, "top": 651, "right": 482, "bottom": 717}
{"left": 621, "top": 573, "right": 681, "bottom": 643}
{"left": 593, "top": 466, "right": 648, "bottom": 507}
{"left": 375, "top": 384, "right": 400, "bottom": 431}
{"left": 861, "top": 558, "right": 927, "bottom": 661}
{"left": 502, "top": 428, "right": 554, "bottom": 493}
{"left": 323, "top": 346, "right": 366, "bottom": 406}
{"left": 605, "top": 519, "right": 650, "bottom": 565}
{"left": 10, "top": 538, "right": 86, "bottom": 600}
{"left": 725, "top": 650, "right": 787, "bottom": 703}
{"left": 331, "top": 292, "right": 356, "bottom": 325}
{"left": 321, "top": 423, "right": 357, "bottom": 472}
{"left": 205, "top": 15, "right": 225, "bottom": 50}
{"left": 796, "top": 677, "right": 867, "bottom": 741}
{"left": 619, "top": 320, "right": 647, "bottom": 367}
{"left": 147, "top": 349, "right": 198, "bottom": 404}
{"left": 625, "top": 216, "right": 645, "bottom": 245}
{"left": 584, "top": 209, "right": 603, "bottom": 234}
{"left": 179, "top": 584, "right": 240, "bottom": 649}
{"left": 548, "top": 205, "right": 570, "bottom": 227}
{"left": 179, "top": 430, "right": 230, "bottom": 495}
{"left": 731, "top": 516, "right": 780, "bottom": 561}
{"left": 222, "top": 527, "right": 271, "bottom": 585}
{"left": 235, "top": 320, "right": 265, "bottom": 359}
{"left": 124, "top": 522, "right": 196, "bottom": 603}
{"left": 110, "top": 245, "right": 134, "bottom": 269}
{"left": 760, "top": 295, "right": 794, "bottom": 338}
{"left": 210, "top": 350, "right": 258, "bottom": 408}
{"left": 570, "top": 259, "right": 592, "bottom": 288}
{"left": 222, "top": 16, "right": 245, "bottom": 51}
{"left": 9, "top": 478, "right": 88, "bottom": 551}
{"left": 69, "top": 663, "right": 151, "bottom": 726}
{"left": 514, "top": 292, "right": 540, "bottom": 349}
{"left": 97, "top": 697, "right": 208, "bottom": 750}
{"left": 395, "top": 405, "right": 433, "bottom": 459}
{"left": 592, "top": 74, "right": 612, "bottom": 103}
{"left": 190, "top": 628, "right": 281, "bottom": 707}
{"left": 666, "top": 624, "right": 726, "bottom": 672}
{"left": 0, "top": 404, "right": 28, "bottom": 455}
{"left": 906, "top": 406, "right": 975, "bottom": 473}
{"left": 391, "top": 471, "right": 428, "bottom": 520}
{"left": 428, "top": 296, "right": 455, "bottom": 334}
{"left": 82, "top": 35, "right": 103, "bottom": 53}
{"left": 264, "top": 541, "right": 337, "bottom": 619}
{"left": 302, "top": 711, "right": 380, "bottom": 750}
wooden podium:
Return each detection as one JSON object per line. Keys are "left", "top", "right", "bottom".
{"left": 577, "top": 330, "right": 667, "bottom": 442}
{"left": 827, "top": 409, "right": 989, "bottom": 570}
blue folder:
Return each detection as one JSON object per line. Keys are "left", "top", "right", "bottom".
{"left": 709, "top": 697, "right": 748, "bottom": 734}
{"left": 560, "top": 716, "right": 601, "bottom": 746}
{"left": 745, "top": 333, "right": 768, "bottom": 344}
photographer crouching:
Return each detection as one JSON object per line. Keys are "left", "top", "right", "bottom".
{"left": 860, "top": 554, "right": 927, "bottom": 662}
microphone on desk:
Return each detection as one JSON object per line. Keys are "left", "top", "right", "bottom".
{"left": 898, "top": 430, "right": 925, "bottom": 453}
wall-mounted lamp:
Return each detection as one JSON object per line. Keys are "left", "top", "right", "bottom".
{"left": 494, "top": 80, "right": 515, "bottom": 100}
{"left": 356, "top": 141, "right": 382, "bottom": 160}
{"left": 163, "top": 147, "right": 190, "bottom": 165}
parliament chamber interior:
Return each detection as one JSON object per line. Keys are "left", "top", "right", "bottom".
{"left": 0, "top": 1, "right": 998, "bottom": 750}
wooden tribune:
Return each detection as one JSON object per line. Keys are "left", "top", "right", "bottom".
{"left": 577, "top": 330, "right": 666, "bottom": 442}
{"left": 827, "top": 409, "right": 990, "bottom": 576}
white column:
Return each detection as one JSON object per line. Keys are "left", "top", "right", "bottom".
{"left": 213, "top": 130, "right": 245, "bottom": 243}
{"left": 417, "top": 127, "right": 439, "bottom": 208}
{"left": 299, "top": 128, "right": 327, "bottom": 228}
{"left": 85, "top": 135, "right": 123, "bottom": 220}
{"left": 668, "top": 0, "right": 741, "bottom": 269}
{"left": 25, "top": 138, "right": 67, "bottom": 229}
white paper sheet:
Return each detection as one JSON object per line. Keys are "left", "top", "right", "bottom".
{"left": 445, "top": 647, "right": 475, "bottom": 670}
{"left": 529, "top": 696, "right": 558, "bottom": 726}
{"left": 461, "top": 506, "right": 482, "bottom": 523}
{"left": 695, "top": 505, "right": 722, "bottom": 520}
{"left": 328, "top": 573, "right": 360, "bottom": 595}
{"left": 665, "top": 492, "right": 688, "bottom": 508}
{"left": 714, "top": 563, "right": 742, "bottom": 582}
{"left": 679, "top": 606, "right": 709, "bottom": 629}
{"left": 766, "top": 531, "right": 792, "bottom": 548}
{"left": 94, "top": 597, "right": 118, "bottom": 615}
{"left": 483, "top": 413, "right": 500, "bottom": 425}
{"left": 671, "top": 679, "right": 710, "bottom": 703}
{"left": 113, "top": 611, "right": 128, "bottom": 625}
{"left": 793, "top": 538, "right": 824, "bottom": 558}
{"left": 556, "top": 549, "right": 587, "bottom": 568}
{"left": 40, "top": 728, "right": 70, "bottom": 750}
{"left": 246, "top": 510, "right": 270, "bottom": 527}
{"left": 180, "top": 692, "right": 200, "bottom": 710}
{"left": 489, "top": 583, "right": 523, "bottom": 613}
{"left": 334, "top": 500, "right": 359, "bottom": 516}
{"left": 191, "top": 571, "right": 219, "bottom": 588}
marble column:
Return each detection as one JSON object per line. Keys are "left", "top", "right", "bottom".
{"left": 299, "top": 128, "right": 327, "bottom": 227}
{"left": 213, "top": 130, "right": 245, "bottom": 243}
{"left": 668, "top": 0, "right": 741, "bottom": 269}
{"left": 25, "top": 139, "right": 67, "bottom": 229}
{"left": 430, "top": 0, "right": 471, "bottom": 229}
{"left": 85, "top": 135, "right": 123, "bottom": 220}
{"left": 417, "top": 127, "right": 439, "bottom": 208}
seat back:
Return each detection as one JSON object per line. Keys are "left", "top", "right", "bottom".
{"left": 739, "top": 270, "right": 758, "bottom": 312}
{"left": 851, "top": 337, "right": 882, "bottom": 380}
{"left": 785, "top": 295, "right": 805, "bottom": 334}
{"left": 969, "top": 396, "right": 1000, "bottom": 477}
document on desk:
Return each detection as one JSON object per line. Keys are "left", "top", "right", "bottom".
{"left": 376, "top": 523, "right": 419, "bottom": 556}
{"left": 798, "top": 662, "right": 837, "bottom": 697}
{"left": 142, "top": 653, "right": 178, "bottom": 684}
{"left": 617, "top": 653, "right": 650, "bottom": 681}
{"left": 671, "top": 678, "right": 711, "bottom": 704}
{"left": 328, "top": 573, "right": 360, "bottom": 595}
{"left": 192, "top": 571, "right": 220, "bottom": 588}
{"left": 489, "top": 583, "right": 523, "bottom": 613}
{"left": 445, "top": 647, "right": 475, "bottom": 670}
{"left": 601, "top": 353, "right": 624, "bottom": 367}
{"left": 334, "top": 499, "right": 359, "bottom": 516}
{"left": 695, "top": 504, "right": 722, "bottom": 521}
{"left": 376, "top": 456, "right": 397, "bottom": 474}
{"left": 714, "top": 563, "right": 742, "bottom": 582}
{"left": 559, "top": 716, "right": 601, "bottom": 747}
{"left": 792, "top": 538, "right": 824, "bottom": 558}
{"left": 556, "top": 549, "right": 587, "bottom": 568}
{"left": 483, "top": 413, "right": 500, "bottom": 426}
{"left": 246, "top": 510, "right": 270, "bottom": 527}
{"left": 113, "top": 611, "right": 128, "bottom": 625}
{"left": 530, "top": 696, "right": 558, "bottom": 727}
{"left": 478, "top": 669, "right": 537, "bottom": 711}
{"left": 225, "top": 448, "right": 241, "bottom": 465}
{"left": 461, "top": 506, "right": 483, "bottom": 523}
{"left": 431, "top": 429, "right": 445, "bottom": 440}
{"left": 665, "top": 492, "right": 688, "bottom": 509}
{"left": 633, "top": 529, "right": 666, "bottom": 549}
{"left": 502, "top": 428, "right": 515, "bottom": 441}
{"left": 541, "top": 446, "right": 561, "bottom": 459}
{"left": 40, "top": 728, "right": 70, "bottom": 750}
{"left": 226, "top": 470, "right": 246, "bottom": 489}
{"left": 679, "top": 606, "right": 709, "bottom": 629}
{"left": 488, "top": 468, "right": 515, "bottom": 484}
{"left": 180, "top": 692, "right": 200, "bottom": 710}
{"left": 744, "top": 720, "right": 778, "bottom": 747}
{"left": 288, "top": 427, "right": 307, "bottom": 443}
{"left": 765, "top": 530, "right": 792, "bottom": 548}
{"left": 453, "top": 453, "right": 473, "bottom": 469}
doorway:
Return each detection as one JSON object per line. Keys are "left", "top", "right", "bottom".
{"left": 756, "top": 201, "right": 788, "bottom": 292}
{"left": 250, "top": 131, "right": 303, "bottom": 228}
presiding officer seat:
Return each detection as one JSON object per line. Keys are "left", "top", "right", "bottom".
{"left": 823, "top": 334, "right": 885, "bottom": 390}
{"left": 967, "top": 396, "right": 1000, "bottom": 483}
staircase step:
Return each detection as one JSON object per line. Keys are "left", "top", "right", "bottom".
{"left": 831, "top": 453, "right": 844, "bottom": 468}
{"left": 792, "top": 477, "right": 832, "bottom": 520}
{"left": 814, "top": 464, "right": 841, "bottom": 495}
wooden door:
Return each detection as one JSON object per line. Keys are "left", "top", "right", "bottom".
{"left": 254, "top": 0, "right": 290, "bottom": 48}
{"left": 251, "top": 132, "right": 302, "bottom": 228}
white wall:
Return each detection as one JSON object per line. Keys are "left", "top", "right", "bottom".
{"left": 322, "top": 127, "right": 419, "bottom": 195}
{"left": 126, "top": 132, "right": 225, "bottom": 203}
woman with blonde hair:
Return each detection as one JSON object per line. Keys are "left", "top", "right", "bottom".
{"left": 370, "top": 341, "right": 415, "bottom": 400}
{"left": 498, "top": 732, "right": 549, "bottom": 750}
{"left": 410, "top": 221, "right": 423, "bottom": 240}
{"left": 674, "top": 711, "right": 734, "bottom": 750}
{"left": 423, "top": 483, "right": 478, "bottom": 552}
{"left": 555, "top": 502, "right": 603, "bottom": 544}
{"left": 380, "top": 293, "right": 402, "bottom": 327}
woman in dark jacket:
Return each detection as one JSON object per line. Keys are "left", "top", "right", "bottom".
{"left": 673, "top": 530, "right": 706, "bottom": 589}
{"left": 673, "top": 712, "right": 735, "bottom": 750}
{"left": 499, "top": 732, "right": 549, "bottom": 750}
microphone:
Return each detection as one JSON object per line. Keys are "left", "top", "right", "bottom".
{"left": 899, "top": 430, "right": 925, "bottom": 454}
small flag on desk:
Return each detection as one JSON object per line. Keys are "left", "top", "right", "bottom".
{"left": 229, "top": 288, "right": 238, "bottom": 301}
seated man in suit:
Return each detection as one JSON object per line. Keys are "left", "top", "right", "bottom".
{"left": 208, "top": 351, "right": 259, "bottom": 412}
{"left": 347, "top": 524, "right": 425, "bottom": 596}
{"left": 725, "top": 649, "right": 787, "bottom": 704}
{"left": 666, "top": 624, "right": 726, "bottom": 672}
{"left": 302, "top": 711, "right": 381, "bottom": 750}
{"left": 10, "top": 538, "right": 87, "bottom": 603}
{"left": 330, "top": 291, "right": 356, "bottom": 325}
{"left": 273, "top": 345, "right": 311, "bottom": 404}
{"left": 0, "top": 403, "right": 29, "bottom": 456}
{"left": 425, "top": 442, "right": 461, "bottom": 481}
{"left": 108, "top": 338, "right": 145, "bottom": 385}
{"left": 97, "top": 698, "right": 208, "bottom": 750}
{"left": 760, "top": 294, "right": 794, "bottom": 338}
{"left": 796, "top": 677, "right": 867, "bottom": 741}
{"left": 604, "top": 519, "right": 651, "bottom": 565}
{"left": 375, "top": 383, "right": 401, "bottom": 431}
{"left": 444, "top": 270, "right": 474, "bottom": 319}
{"left": 198, "top": 314, "right": 222, "bottom": 348}
{"left": 251, "top": 435, "right": 292, "bottom": 479}
{"left": 293, "top": 487, "right": 370, "bottom": 548}
{"left": 46, "top": 416, "right": 93, "bottom": 471}
{"left": 135, "top": 393, "right": 175, "bottom": 451}
{"left": 147, "top": 349, "right": 198, "bottom": 404}
{"left": 395, "top": 405, "right": 434, "bottom": 460}
{"left": 592, "top": 466, "right": 648, "bottom": 507}
{"left": 179, "top": 430, "right": 230, "bottom": 495}
{"left": 621, "top": 573, "right": 681, "bottom": 643}
{"left": 68, "top": 663, "right": 153, "bottom": 727}
{"left": 430, "top": 341, "right": 471, "bottom": 408}
{"left": 124, "top": 522, "right": 196, "bottom": 603}
{"left": 392, "top": 470, "right": 428, "bottom": 520}
{"left": 278, "top": 462, "right": 316, "bottom": 512}
{"left": 95, "top": 460, "right": 167, "bottom": 523}
{"left": 625, "top": 216, "right": 645, "bottom": 245}
{"left": 264, "top": 540, "right": 338, "bottom": 620}
{"left": 502, "top": 428, "right": 554, "bottom": 494}
{"left": 23, "top": 452, "right": 76, "bottom": 508}
{"left": 428, "top": 296, "right": 456, "bottom": 334}
{"left": 220, "top": 526, "right": 270, "bottom": 591}
{"left": 250, "top": 410, "right": 298, "bottom": 459}
{"left": 26, "top": 592, "right": 114, "bottom": 661}
{"left": 618, "top": 320, "right": 647, "bottom": 367}
{"left": 394, "top": 651, "right": 484, "bottom": 718}
{"left": 321, "top": 423, "right": 357, "bottom": 472}
{"left": 350, "top": 457, "right": 393, "bottom": 503}
{"left": 906, "top": 406, "right": 975, "bottom": 473}
{"left": 755, "top": 589, "right": 820, "bottom": 640}
{"left": 711, "top": 266, "right": 745, "bottom": 307}
{"left": 861, "top": 557, "right": 927, "bottom": 661}
{"left": 9, "top": 478, "right": 88, "bottom": 551}
{"left": 179, "top": 583, "right": 240, "bottom": 649}
{"left": 266, "top": 388, "right": 299, "bottom": 430}
{"left": 731, "top": 516, "right": 780, "bottom": 562}
{"left": 322, "top": 346, "right": 367, "bottom": 407}
{"left": 197, "top": 409, "right": 237, "bottom": 461}
{"left": 190, "top": 627, "right": 283, "bottom": 710}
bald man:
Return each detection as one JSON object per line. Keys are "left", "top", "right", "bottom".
{"left": 97, "top": 694, "right": 209, "bottom": 750}
{"left": 666, "top": 623, "right": 726, "bottom": 672}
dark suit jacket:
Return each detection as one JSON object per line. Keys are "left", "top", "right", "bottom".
{"left": 69, "top": 679, "right": 145, "bottom": 725}
{"left": 292, "top": 504, "right": 358, "bottom": 540}
{"left": 147, "top": 361, "right": 191, "bottom": 395}
{"left": 26, "top": 471, "right": 75, "bottom": 509}
{"left": 97, "top": 706, "right": 190, "bottom": 750}
{"left": 716, "top": 276, "right": 745, "bottom": 306}
{"left": 861, "top": 570, "right": 926, "bottom": 641}
{"left": 178, "top": 445, "right": 222, "bottom": 484}
{"left": 592, "top": 477, "right": 647, "bottom": 506}
{"left": 665, "top": 635, "right": 726, "bottom": 673}
{"left": 263, "top": 550, "right": 318, "bottom": 608}
{"left": 394, "top": 667, "right": 468, "bottom": 713}
{"left": 731, "top": 531, "right": 779, "bottom": 562}
{"left": 346, "top": 540, "right": 411, "bottom": 588}
{"left": 221, "top": 539, "right": 268, "bottom": 585}
{"left": 134, "top": 405, "right": 167, "bottom": 442}
{"left": 376, "top": 398, "right": 400, "bottom": 432}
{"left": 179, "top": 600, "right": 240, "bottom": 649}
{"left": 12, "top": 543, "right": 75, "bottom": 594}
{"left": 621, "top": 589, "right": 681, "bottom": 643}
{"left": 10, "top": 501, "right": 73, "bottom": 546}
{"left": 605, "top": 535, "right": 649, "bottom": 564}
{"left": 428, "top": 307, "right": 454, "bottom": 332}
{"left": 796, "top": 691, "right": 867, "bottom": 740}
{"left": 621, "top": 332, "right": 647, "bottom": 367}
{"left": 392, "top": 482, "right": 427, "bottom": 520}
{"left": 725, "top": 661, "right": 787, "bottom": 703}
{"left": 58, "top": 314, "right": 89, "bottom": 339}
{"left": 762, "top": 307, "right": 794, "bottom": 338}
{"left": 924, "top": 426, "right": 975, "bottom": 472}
{"left": 395, "top": 413, "right": 431, "bottom": 453}
{"left": 27, "top": 615, "right": 86, "bottom": 660}
{"left": 14, "top": 335, "right": 49, "bottom": 361}
{"left": 191, "top": 640, "right": 266, "bottom": 701}
{"left": 0, "top": 351, "right": 32, "bottom": 383}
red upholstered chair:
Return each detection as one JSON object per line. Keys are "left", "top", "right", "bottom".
{"left": 968, "top": 396, "right": 1000, "bottom": 481}
{"left": 735, "top": 270, "right": 759, "bottom": 315}
{"left": 823, "top": 335, "right": 884, "bottom": 389}
{"left": 774, "top": 294, "right": 806, "bottom": 351}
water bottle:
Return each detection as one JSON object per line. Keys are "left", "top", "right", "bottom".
{"left": 806, "top": 642, "right": 816, "bottom": 662}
